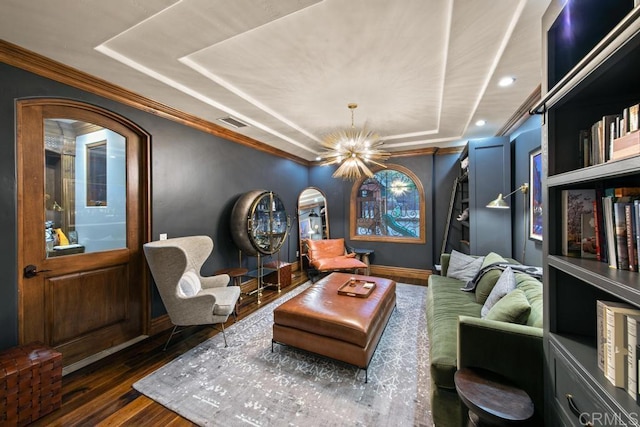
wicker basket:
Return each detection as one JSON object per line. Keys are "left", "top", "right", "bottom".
{"left": 0, "top": 342, "right": 62, "bottom": 426}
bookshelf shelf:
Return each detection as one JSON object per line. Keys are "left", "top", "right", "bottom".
{"left": 547, "top": 157, "right": 640, "bottom": 188}
{"left": 548, "top": 256, "right": 640, "bottom": 305}
{"left": 542, "top": 1, "right": 640, "bottom": 425}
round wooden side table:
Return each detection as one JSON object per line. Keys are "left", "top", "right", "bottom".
{"left": 214, "top": 267, "right": 248, "bottom": 287}
{"left": 454, "top": 367, "right": 534, "bottom": 426}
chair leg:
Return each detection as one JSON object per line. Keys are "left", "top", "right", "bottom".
{"left": 163, "top": 325, "right": 179, "bottom": 351}
{"left": 220, "top": 322, "right": 228, "bottom": 347}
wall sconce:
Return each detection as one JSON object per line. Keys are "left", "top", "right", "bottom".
{"left": 487, "top": 183, "right": 529, "bottom": 261}
{"left": 486, "top": 183, "right": 529, "bottom": 209}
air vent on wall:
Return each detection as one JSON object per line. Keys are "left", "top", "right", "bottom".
{"left": 217, "top": 116, "right": 248, "bottom": 128}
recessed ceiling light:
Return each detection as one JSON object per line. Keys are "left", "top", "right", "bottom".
{"left": 475, "top": 119, "right": 486, "bottom": 126}
{"left": 498, "top": 76, "right": 516, "bottom": 87}
{"left": 315, "top": 156, "right": 322, "bottom": 161}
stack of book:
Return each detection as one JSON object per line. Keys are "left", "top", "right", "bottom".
{"left": 562, "top": 187, "right": 640, "bottom": 272}
{"left": 597, "top": 300, "right": 640, "bottom": 400}
{"left": 579, "top": 102, "right": 640, "bottom": 167}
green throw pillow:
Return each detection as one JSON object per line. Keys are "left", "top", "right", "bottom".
{"left": 485, "top": 288, "right": 531, "bottom": 324}
{"left": 475, "top": 252, "right": 509, "bottom": 304}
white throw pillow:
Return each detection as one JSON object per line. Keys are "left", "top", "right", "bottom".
{"left": 481, "top": 267, "right": 517, "bottom": 317}
{"left": 177, "top": 270, "right": 201, "bottom": 297}
{"left": 446, "top": 250, "right": 484, "bottom": 282}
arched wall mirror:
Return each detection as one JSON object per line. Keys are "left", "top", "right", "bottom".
{"left": 297, "top": 187, "right": 328, "bottom": 265}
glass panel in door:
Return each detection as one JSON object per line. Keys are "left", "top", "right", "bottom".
{"left": 44, "top": 119, "right": 127, "bottom": 257}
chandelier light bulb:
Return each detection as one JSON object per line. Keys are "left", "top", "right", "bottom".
{"left": 318, "top": 103, "right": 391, "bottom": 180}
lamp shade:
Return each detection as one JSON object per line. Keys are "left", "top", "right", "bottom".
{"left": 486, "top": 193, "right": 510, "bottom": 209}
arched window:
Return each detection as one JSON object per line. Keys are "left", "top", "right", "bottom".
{"left": 350, "top": 164, "right": 426, "bottom": 243}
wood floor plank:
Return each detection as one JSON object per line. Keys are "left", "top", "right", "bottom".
{"left": 27, "top": 273, "right": 310, "bottom": 426}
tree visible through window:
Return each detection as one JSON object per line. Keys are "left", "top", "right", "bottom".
{"left": 350, "top": 165, "right": 425, "bottom": 243}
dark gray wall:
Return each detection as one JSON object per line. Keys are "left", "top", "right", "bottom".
{"left": 309, "top": 154, "right": 456, "bottom": 271}
{"left": 510, "top": 116, "right": 543, "bottom": 266}
{"left": 0, "top": 63, "right": 308, "bottom": 348}
{"left": 0, "top": 60, "right": 542, "bottom": 350}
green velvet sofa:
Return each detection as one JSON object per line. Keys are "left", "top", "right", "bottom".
{"left": 426, "top": 252, "right": 544, "bottom": 426}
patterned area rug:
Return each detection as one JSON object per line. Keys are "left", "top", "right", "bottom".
{"left": 134, "top": 282, "right": 433, "bottom": 426}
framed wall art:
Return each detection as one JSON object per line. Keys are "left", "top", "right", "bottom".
{"left": 529, "top": 147, "right": 543, "bottom": 241}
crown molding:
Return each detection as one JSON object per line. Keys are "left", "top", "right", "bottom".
{"left": 0, "top": 39, "right": 310, "bottom": 166}
{"left": 496, "top": 84, "right": 542, "bottom": 137}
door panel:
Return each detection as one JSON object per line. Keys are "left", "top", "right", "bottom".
{"left": 48, "top": 265, "right": 128, "bottom": 346}
{"left": 17, "top": 99, "right": 149, "bottom": 367}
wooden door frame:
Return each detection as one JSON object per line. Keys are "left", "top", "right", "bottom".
{"left": 16, "top": 98, "right": 152, "bottom": 345}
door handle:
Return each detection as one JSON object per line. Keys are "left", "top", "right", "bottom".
{"left": 23, "top": 264, "right": 52, "bottom": 278}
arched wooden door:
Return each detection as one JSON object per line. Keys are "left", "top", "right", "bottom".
{"left": 17, "top": 99, "right": 149, "bottom": 367}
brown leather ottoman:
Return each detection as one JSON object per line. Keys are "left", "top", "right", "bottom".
{"left": 272, "top": 272, "right": 396, "bottom": 382}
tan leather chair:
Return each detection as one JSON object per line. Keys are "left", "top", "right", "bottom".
{"left": 143, "top": 235, "right": 240, "bottom": 349}
{"left": 303, "top": 237, "right": 367, "bottom": 282}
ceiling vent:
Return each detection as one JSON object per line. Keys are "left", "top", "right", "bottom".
{"left": 217, "top": 116, "right": 248, "bottom": 129}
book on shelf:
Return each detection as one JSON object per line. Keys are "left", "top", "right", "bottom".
{"left": 626, "top": 203, "right": 638, "bottom": 272}
{"left": 596, "top": 300, "right": 636, "bottom": 374}
{"left": 603, "top": 196, "right": 617, "bottom": 269}
{"left": 628, "top": 314, "right": 640, "bottom": 400}
{"left": 636, "top": 200, "right": 640, "bottom": 270}
{"left": 600, "top": 188, "right": 640, "bottom": 270}
{"left": 602, "top": 301, "right": 640, "bottom": 388}
{"left": 580, "top": 102, "right": 640, "bottom": 165}
{"left": 614, "top": 202, "right": 632, "bottom": 271}
{"left": 562, "top": 189, "right": 596, "bottom": 257}
{"left": 581, "top": 212, "right": 598, "bottom": 259}
{"left": 593, "top": 199, "right": 607, "bottom": 263}
{"left": 579, "top": 129, "right": 591, "bottom": 167}
{"left": 627, "top": 103, "right": 639, "bottom": 134}
{"left": 612, "top": 131, "right": 640, "bottom": 161}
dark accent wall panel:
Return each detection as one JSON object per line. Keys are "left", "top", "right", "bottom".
{"left": 0, "top": 62, "right": 308, "bottom": 346}
{"left": 468, "top": 137, "right": 512, "bottom": 256}
{"left": 511, "top": 116, "right": 543, "bottom": 266}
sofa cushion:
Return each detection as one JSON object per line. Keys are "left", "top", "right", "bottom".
{"left": 306, "top": 238, "right": 347, "bottom": 260}
{"left": 310, "top": 255, "right": 366, "bottom": 271}
{"left": 446, "top": 250, "right": 484, "bottom": 282}
{"left": 515, "top": 272, "right": 544, "bottom": 328}
{"left": 475, "top": 252, "right": 510, "bottom": 304}
{"left": 426, "top": 275, "right": 481, "bottom": 390}
{"left": 481, "top": 266, "right": 516, "bottom": 317}
{"left": 485, "top": 288, "right": 531, "bottom": 324}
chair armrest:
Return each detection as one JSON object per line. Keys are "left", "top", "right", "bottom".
{"left": 200, "top": 274, "right": 230, "bottom": 289}
{"left": 457, "top": 316, "right": 544, "bottom": 417}
{"left": 172, "top": 293, "right": 218, "bottom": 325}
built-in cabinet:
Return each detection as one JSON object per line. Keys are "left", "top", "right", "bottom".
{"left": 457, "top": 145, "right": 470, "bottom": 254}
{"left": 466, "top": 137, "right": 512, "bottom": 257}
{"left": 541, "top": 1, "right": 640, "bottom": 425}
{"left": 442, "top": 140, "right": 511, "bottom": 257}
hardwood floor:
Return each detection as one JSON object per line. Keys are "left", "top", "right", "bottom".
{"left": 31, "top": 273, "right": 310, "bottom": 427}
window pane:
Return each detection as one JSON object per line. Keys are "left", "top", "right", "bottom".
{"left": 45, "top": 119, "right": 127, "bottom": 257}
{"left": 354, "top": 169, "right": 422, "bottom": 239}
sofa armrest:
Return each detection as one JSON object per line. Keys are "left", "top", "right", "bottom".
{"left": 457, "top": 316, "right": 544, "bottom": 421}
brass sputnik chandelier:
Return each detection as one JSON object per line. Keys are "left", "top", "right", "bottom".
{"left": 319, "top": 103, "right": 390, "bottom": 180}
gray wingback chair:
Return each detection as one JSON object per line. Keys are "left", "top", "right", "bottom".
{"left": 143, "top": 235, "right": 241, "bottom": 349}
